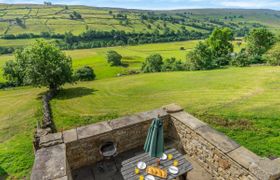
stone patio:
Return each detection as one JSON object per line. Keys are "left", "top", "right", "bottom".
{"left": 72, "top": 145, "right": 212, "bottom": 180}
{"left": 31, "top": 104, "right": 280, "bottom": 180}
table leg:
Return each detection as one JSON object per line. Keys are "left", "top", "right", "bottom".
{"left": 178, "top": 173, "right": 187, "bottom": 180}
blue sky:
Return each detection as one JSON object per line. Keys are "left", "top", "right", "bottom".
{"left": 1, "top": 0, "right": 280, "bottom": 10}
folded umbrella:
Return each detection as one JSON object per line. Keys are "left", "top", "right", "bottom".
{"left": 144, "top": 117, "right": 164, "bottom": 158}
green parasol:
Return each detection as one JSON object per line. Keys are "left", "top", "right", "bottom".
{"left": 144, "top": 117, "right": 164, "bottom": 158}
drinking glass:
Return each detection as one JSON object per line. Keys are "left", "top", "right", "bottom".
{"left": 135, "top": 167, "right": 140, "bottom": 174}
{"left": 173, "top": 160, "right": 179, "bottom": 167}
{"left": 168, "top": 154, "right": 173, "bottom": 160}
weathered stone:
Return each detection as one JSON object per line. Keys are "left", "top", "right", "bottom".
{"left": 249, "top": 159, "right": 280, "bottom": 180}
{"left": 31, "top": 144, "right": 69, "bottom": 180}
{"left": 218, "top": 158, "right": 231, "bottom": 170}
{"left": 40, "top": 132, "right": 63, "bottom": 148}
{"left": 171, "top": 111, "right": 207, "bottom": 130}
{"left": 77, "top": 121, "right": 112, "bottom": 140}
{"left": 108, "top": 115, "right": 145, "bottom": 130}
{"left": 63, "top": 129, "right": 77, "bottom": 144}
{"left": 162, "top": 103, "right": 184, "bottom": 113}
{"left": 228, "top": 146, "right": 261, "bottom": 169}
{"left": 196, "top": 126, "right": 240, "bottom": 153}
{"left": 53, "top": 176, "right": 69, "bottom": 180}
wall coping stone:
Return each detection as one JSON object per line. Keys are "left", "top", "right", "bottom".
{"left": 228, "top": 146, "right": 262, "bottom": 169}
{"left": 249, "top": 158, "right": 280, "bottom": 180}
{"left": 162, "top": 103, "right": 184, "bottom": 113}
{"left": 54, "top": 176, "right": 68, "bottom": 180}
{"left": 31, "top": 144, "right": 67, "bottom": 180}
{"left": 196, "top": 125, "right": 240, "bottom": 154}
{"left": 39, "top": 132, "right": 63, "bottom": 148}
{"left": 77, "top": 121, "right": 112, "bottom": 140}
{"left": 63, "top": 128, "right": 77, "bottom": 144}
{"left": 108, "top": 108, "right": 168, "bottom": 130}
{"left": 171, "top": 111, "right": 207, "bottom": 130}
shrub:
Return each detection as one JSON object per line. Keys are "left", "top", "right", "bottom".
{"left": 106, "top": 50, "right": 122, "bottom": 66}
{"left": 264, "top": 44, "right": 280, "bottom": 66}
{"left": 141, "top": 54, "right": 163, "bottom": 73}
{"left": 161, "top": 57, "right": 185, "bottom": 71}
{"left": 75, "top": 66, "right": 96, "bottom": 81}
{"left": 231, "top": 49, "right": 251, "bottom": 67}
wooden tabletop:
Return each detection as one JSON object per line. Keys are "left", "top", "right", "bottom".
{"left": 121, "top": 148, "right": 193, "bottom": 180}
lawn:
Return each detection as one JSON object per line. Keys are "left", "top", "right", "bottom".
{"left": 0, "top": 66, "right": 279, "bottom": 179}
{"left": 0, "top": 87, "right": 43, "bottom": 179}
{"left": 51, "top": 66, "right": 280, "bottom": 158}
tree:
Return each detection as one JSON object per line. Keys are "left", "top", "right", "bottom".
{"left": 3, "top": 60, "right": 25, "bottom": 86}
{"left": 9, "top": 40, "right": 73, "bottom": 92}
{"left": 264, "top": 44, "right": 280, "bottom": 66}
{"left": 231, "top": 49, "right": 251, "bottom": 67}
{"left": 188, "top": 42, "right": 215, "bottom": 70}
{"left": 207, "top": 28, "right": 234, "bottom": 66}
{"left": 106, "top": 50, "right": 122, "bottom": 66}
{"left": 75, "top": 66, "right": 96, "bottom": 81}
{"left": 141, "top": 54, "right": 163, "bottom": 72}
{"left": 246, "top": 28, "right": 275, "bottom": 63}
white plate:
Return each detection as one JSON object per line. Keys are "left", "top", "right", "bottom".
{"left": 160, "top": 153, "right": 167, "bottom": 160}
{"left": 137, "top": 161, "right": 147, "bottom": 170}
{"left": 169, "top": 166, "right": 179, "bottom": 174}
{"left": 145, "top": 175, "right": 155, "bottom": 180}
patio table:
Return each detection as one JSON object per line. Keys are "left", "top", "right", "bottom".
{"left": 121, "top": 148, "right": 193, "bottom": 180}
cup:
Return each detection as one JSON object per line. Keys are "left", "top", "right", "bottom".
{"left": 135, "top": 167, "right": 140, "bottom": 174}
{"left": 168, "top": 154, "right": 173, "bottom": 160}
{"left": 173, "top": 160, "right": 179, "bottom": 167}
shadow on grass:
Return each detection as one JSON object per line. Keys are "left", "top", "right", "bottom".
{"left": 0, "top": 166, "right": 8, "bottom": 180}
{"left": 54, "top": 87, "right": 97, "bottom": 100}
{"left": 121, "top": 63, "right": 129, "bottom": 68}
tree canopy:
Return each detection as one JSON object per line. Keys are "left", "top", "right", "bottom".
{"left": 188, "top": 42, "right": 215, "bottom": 70}
{"left": 246, "top": 28, "right": 275, "bottom": 58}
{"left": 207, "top": 27, "right": 234, "bottom": 66}
{"left": 4, "top": 40, "right": 73, "bottom": 91}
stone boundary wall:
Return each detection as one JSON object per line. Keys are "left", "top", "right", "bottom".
{"left": 31, "top": 104, "right": 280, "bottom": 180}
{"left": 64, "top": 108, "right": 169, "bottom": 170}
{"left": 165, "top": 104, "right": 280, "bottom": 180}
{"left": 33, "top": 91, "right": 56, "bottom": 150}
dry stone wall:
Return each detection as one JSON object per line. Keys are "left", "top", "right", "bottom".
{"left": 165, "top": 104, "right": 280, "bottom": 180}
{"left": 64, "top": 108, "right": 169, "bottom": 169}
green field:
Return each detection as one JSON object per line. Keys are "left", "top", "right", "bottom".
{"left": 0, "top": 40, "right": 244, "bottom": 83}
{"left": 0, "top": 65, "right": 279, "bottom": 179}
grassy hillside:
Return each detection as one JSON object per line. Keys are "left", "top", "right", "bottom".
{"left": 1, "top": 4, "right": 280, "bottom": 36}
{"left": 0, "top": 87, "right": 43, "bottom": 178}
{"left": 0, "top": 40, "right": 244, "bottom": 82}
{"left": 51, "top": 66, "right": 280, "bottom": 157}
{"left": 0, "top": 4, "right": 280, "bottom": 50}
{"left": 0, "top": 66, "right": 279, "bottom": 178}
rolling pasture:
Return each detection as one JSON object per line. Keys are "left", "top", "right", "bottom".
{"left": 0, "top": 40, "right": 244, "bottom": 82}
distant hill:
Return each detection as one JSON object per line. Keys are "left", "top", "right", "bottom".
{"left": 0, "top": 4, "right": 280, "bottom": 36}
